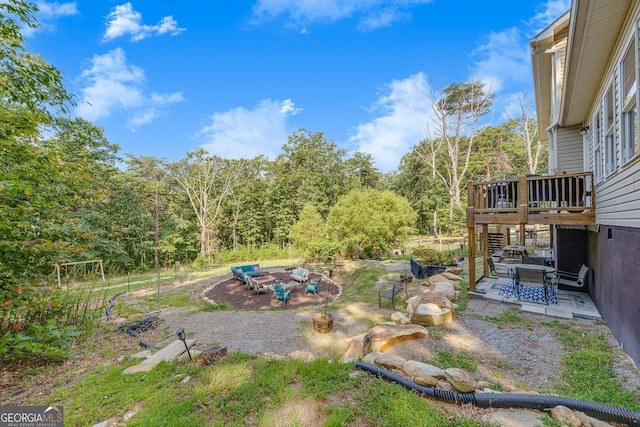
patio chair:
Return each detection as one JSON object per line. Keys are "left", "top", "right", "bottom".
{"left": 273, "top": 284, "right": 291, "bottom": 305}
{"left": 553, "top": 264, "right": 589, "bottom": 289}
{"left": 515, "top": 267, "right": 555, "bottom": 304}
{"left": 304, "top": 277, "right": 321, "bottom": 295}
{"left": 487, "top": 257, "right": 512, "bottom": 279}
{"left": 251, "top": 277, "right": 269, "bottom": 295}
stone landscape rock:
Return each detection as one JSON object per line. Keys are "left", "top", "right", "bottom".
{"left": 196, "top": 345, "right": 228, "bottom": 366}
{"left": 362, "top": 324, "right": 428, "bottom": 354}
{"left": 340, "top": 332, "right": 367, "bottom": 362}
{"left": 390, "top": 311, "right": 411, "bottom": 324}
{"left": 423, "top": 280, "right": 459, "bottom": 301}
{"left": 482, "top": 409, "right": 544, "bottom": 427}
{"left": 401, "top": 360, "right": 445, "bottom": 379}
{"left": 409, "top": 295, "right": 453, "bottom": 326}
{"left": 437, "top": 380, "right": 452, "bottom": 390}
{"left": 414, "top": 375, "right": 439, "bottom": 387}
{"left": 550, "top": 405, "right": 581, "bottom": 427}
{"left": 444, "top": 367, "right": 476, "bottom": 392}
{"left": 407, "top": 291, "right": 456, "bottom": 327}
{"left": 362, "top": 352, "right": 406, "bottom": 371}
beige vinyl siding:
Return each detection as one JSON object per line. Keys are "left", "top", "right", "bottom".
{"left": 595, "top": 158, "right": 640, "bottom": 227}
{"left": 556, "top": 127, "right": 584, "bottom": 173}
{"left": 591, "top": 5, "right": 640, "bottom": 227}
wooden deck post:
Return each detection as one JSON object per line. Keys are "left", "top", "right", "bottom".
{"left": 482, "top": 224, "right": 489, "bottom": 277}
{"left": 467, "top": 182, "right": 476, "bottom": 291}
{"left": 518, "top": 176, "right": 528, "bottom": 246}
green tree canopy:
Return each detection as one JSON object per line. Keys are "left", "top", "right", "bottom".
{"left": 327, "top": 188, "right": 416, "bottom": 256}
{"left": 289, "top": 204, "right": 326, "bottom": 250}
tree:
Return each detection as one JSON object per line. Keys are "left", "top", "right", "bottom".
{"left": 344, "top": 151, "right": 382, "bottom": 190}
{"left": 417, "top": 81, "right": 494, "bottom": 220}
{"left": 125, "top": 155, "right": 169, "bottom": 271}
{"left": 275, "top": 129, "right": 347, "bottom": 217}
{"left": 0, "top": 1, "right": 71, "bottom": 122}
{"left": 169, "top": 150, "right": 248, "bottom": 259}
{"left": 506, "top": 92, "right": 545, "bottom": 175}
{"left": 326, "top": 188, "right": 416, "bottom": 257}
{"left": 289, "top": 204, "right": 326, "bottom": 250}
{"left": 0, "top": 0, "right": 73, "bottom": 311}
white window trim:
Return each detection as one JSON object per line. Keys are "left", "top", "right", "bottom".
{"left": 593, "top": 110, "right": 602, "bottom": 183}
{"left": 605, "top": 84, "right": 616, "bottom": 175}
{"left": 621, "top": 23, "right": 639, "bottom": 165}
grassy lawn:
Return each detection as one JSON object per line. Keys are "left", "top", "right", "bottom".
{"left": 43, "top": 353, "right": 487, "bottom": 427}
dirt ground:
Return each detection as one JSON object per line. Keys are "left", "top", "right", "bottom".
{"left": 202, "top": 272, "right": 340, "bottom": 309}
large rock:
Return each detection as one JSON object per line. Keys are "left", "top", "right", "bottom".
{"left": 362, "top": 324, "right": 429, "bottom": 354}
{"left": 482, "top": 410, "right": 544, "bottom": 427}
{"left": 423, "top": 274, "right": 462, "bottom": 301}
{"left": 550, "top": 406, "right": 581, "bottom": 427}
{"left": 411, "top": 303, "right": 453, "bottom": 326}
{"left": 340, "top": 333, "right": 367, "bottom": 362}
{"left": 414, "top": 375, "right": 439, "bottom": 387}
{"left": 402, "top": 360, "right": 445, "bottom": 379}
{"left": 414, "top": 292, "right": 455, "bottom": 311}
{"left": 363, "top": 352, "right": 407, "bottom": 371}
{"left": 444, "top": 368, "right": 476, "bottom": 392}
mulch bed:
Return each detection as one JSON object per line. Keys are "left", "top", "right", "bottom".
{"left": 202, "top": 271, "right": 341, "bottom": 310}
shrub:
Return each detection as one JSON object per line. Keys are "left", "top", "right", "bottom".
{"left": 305, "top": 239, "right": 342, "bottom": 263}
{"left": 411, "top": 247, "right": 453, "bottom": 265}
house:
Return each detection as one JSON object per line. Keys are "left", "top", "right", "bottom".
{"left": 530, "top": 0, "right": 640, "bottom": 367}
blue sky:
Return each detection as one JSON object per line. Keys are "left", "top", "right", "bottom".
{"left": 25, "top": 0, "right": 569, "bottom": 172}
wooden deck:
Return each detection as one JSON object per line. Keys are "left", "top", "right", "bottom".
{"left": 466, "top": 172, "right": 596, "bottom": 290}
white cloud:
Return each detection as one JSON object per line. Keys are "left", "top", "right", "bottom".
{"left": 77, "top": 48, "right": 183, "bottom": 129}
{"left": 251, "top": 0, "right": 432, "bottom": 31}
{"left": 472, "top": 27, "right": 531, "bottom": 94}
{"left": 198, "top": 99, "right": 300, "bottom": 160}
{"left": 23, "top": 1, "right": 78, "bottom": 37}
{"left": 469, "top": 0, "right": 570, "bottom": 120}
{"left": 103, "top": 2, "right": 185, "bottom": 42}
{"left": 528, "top": 0, "right": 571, "bottom": 35}
{"left": 349, "top": 72, "right": 432, "bottom": 173}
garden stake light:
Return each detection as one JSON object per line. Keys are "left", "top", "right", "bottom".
{"left": 176, "top": 328, "right": 192, "bottom": 360}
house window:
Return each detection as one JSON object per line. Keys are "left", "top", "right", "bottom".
{"left": 593, "top": 112, "right": 602, "bottom": 183}
{"left": 622, "top": 41, "right": 638, "bottom": 164}
{"left": 605, "top": 85, "right": 616, "bottom": 175}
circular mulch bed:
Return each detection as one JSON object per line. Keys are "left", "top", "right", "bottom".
{"left": 202, "top": 271, "right": 341, "bottom": 310}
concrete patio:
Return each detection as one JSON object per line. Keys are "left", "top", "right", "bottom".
{"left": 472, "top": 276, "right": 601, "bottom": 320}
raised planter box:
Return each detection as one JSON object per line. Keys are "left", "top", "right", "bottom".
{"left": 410, "top": 259, "right": 447, "bottom": 279}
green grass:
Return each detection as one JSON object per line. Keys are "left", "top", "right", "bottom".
{"left": 473, "top": 307, "right": 533, "bottom": 329}
{"left": 545, "top": 321, "right": 640, "bottom": 410}
{"left": 427, "top": 349, "right": 479, "bottom": 372}
{"left": 43, "top": 352, "right": 488, "bottom": 427}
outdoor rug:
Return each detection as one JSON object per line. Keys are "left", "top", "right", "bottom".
{"left": 498, "top": 280, "right": 558, "bottom": 304}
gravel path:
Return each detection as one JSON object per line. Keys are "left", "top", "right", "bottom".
{"left": 157, "top": 308, "right": 312, "bottom": 355}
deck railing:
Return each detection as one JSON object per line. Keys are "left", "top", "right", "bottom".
{"left": 468, "top": 172, "right": 595, "bottom": 226}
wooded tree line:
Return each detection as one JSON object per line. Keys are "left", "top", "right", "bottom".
{"left": 1, "top": 1, "right": 547, "bottom": 309}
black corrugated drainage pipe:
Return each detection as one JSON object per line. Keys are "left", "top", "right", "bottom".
{"left": 355, "top": 362, "right": 640, "bottom": 426}
{"left": 106, "top": 292, "right": 125, "bottom": 320}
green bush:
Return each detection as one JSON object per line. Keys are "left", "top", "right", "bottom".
{"left": 411, "top": 247, "right": 453, "bottom": 265}
{"left": 305, "top": 239, "right": 342, "bottom": 263}
{"left": 0, "top": 324, "right": 80, "bottom": 362}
